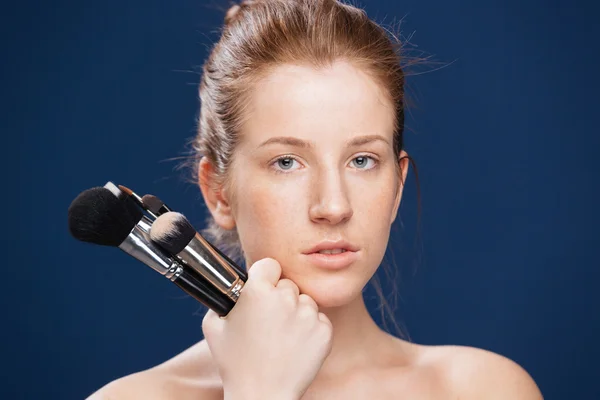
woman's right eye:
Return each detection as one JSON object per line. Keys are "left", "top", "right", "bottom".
{"left": 271, "top": 156, "right": 301, "bottom": 174}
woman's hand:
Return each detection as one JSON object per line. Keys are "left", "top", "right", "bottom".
{"left": 202, "top": 257, "right": 333, "bottom": 400}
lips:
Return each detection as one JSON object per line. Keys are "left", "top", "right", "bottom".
{"left": 302, "top": 239, "right": 360, "bottom": 270}
{"left": 302, "top": 249, "right": 360, "bottom": 270}
{"left": 303, "top": 239, "right": 359, "bottom": 255}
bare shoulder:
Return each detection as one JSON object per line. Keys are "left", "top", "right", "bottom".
{"left": 86, "top": 339, "right": 223, "bottom": 400}
{"left": 85, "top": 369, "right": 164, "bottom": 400}
{"left": 424, "top": 344, "right": 543, "bottom": 399}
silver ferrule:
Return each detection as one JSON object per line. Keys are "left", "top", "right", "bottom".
{"left": 118, "top": 215, "right": 181, "bottom": 277}
{"left": 176, "top": 233, "right": 245, "bottom": 301}
{"left": 104, "top": 181, "right": 123, "bottom": 199}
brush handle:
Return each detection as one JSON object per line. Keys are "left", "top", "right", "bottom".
{"left": 173, "top": 266, "right": 235, "bottom": 317}
{"left": 206, "top": 240, "right": 248, "bottom": 283}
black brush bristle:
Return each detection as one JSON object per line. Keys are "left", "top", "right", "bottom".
{"left": 68, "top": 187, "right": 143, "bottom": 246}
{"left": 150, "top": 212, "right": 196, "bottom": 255}
{"left": 141, "top": 194, "right": 164, "bottom": 214}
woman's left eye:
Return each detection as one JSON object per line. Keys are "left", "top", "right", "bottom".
{"left": 350, "top": 155, "right": 377, "bottom": 170}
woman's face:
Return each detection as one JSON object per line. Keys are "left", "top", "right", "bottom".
{"left": 223, "top": 61, "right": 407, "bottom": 308}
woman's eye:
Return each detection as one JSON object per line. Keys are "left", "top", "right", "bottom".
{"left": 272, "top": 156, "right": 300, "bottom": 172}
{"left": 271, "top": 155, "right": 377, "bottom": 173}
{"left": 351, "top": 155, "right": 377, "bottom": 170}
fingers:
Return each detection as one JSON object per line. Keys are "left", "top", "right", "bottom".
{"left": 275, "top": 279, "right": 300, "bottom": 297}
{"left": 298, "top": 293, "right": 318, "bottom": 312}
{"left": 298, "top": 295, "right": 331, "bottom": 332}
{"left": 202, "top": 308, "right": 224, "bottom": 340}
{"left": 275, "top": 278, "right": 300, "bottom": 307}
{"left": 317, "top": 312, "right": 332, "bottom": 328}
{"left": 247, "top": 258, "right": 282, "bottom": 288}
{"left": 236, "top": 258, "right": 330, "bottom": 332}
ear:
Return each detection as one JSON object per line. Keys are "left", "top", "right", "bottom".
{"left": 198, "top": 157, "right": 236, "bottom": 230}
{"left": 390, "top": 150, "right": 409, "bottom": 224}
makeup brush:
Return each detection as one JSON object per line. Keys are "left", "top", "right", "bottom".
{"left": 118, "top": 184, "right": 146, "bottom": 209}
{"left": 143, "top": 203, "right": 248, "bottom": 282}
{"left": 68, "top": 184, "right": 235, "bottom": 316}
{"left": 149, "top": 212, "right": 247, "bottom": 303}
{"left": 68, "top": 187, "right": 143, "bottom": 246}
{"left": 141, "top": 194, "right": 172, "bottom": 218}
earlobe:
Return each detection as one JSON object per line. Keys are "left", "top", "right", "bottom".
{"left": 390, "top": 150, "right": 409, "bottom": 224}
{"left": 198, "top": 157, "right": 236, "bottom": 230}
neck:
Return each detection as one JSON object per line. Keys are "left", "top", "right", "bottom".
{"left": 315, "top": 294, "right": 402, "bottom": 380}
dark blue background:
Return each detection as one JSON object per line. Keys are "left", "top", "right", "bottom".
{"left": 3, "top": 0, "right": 598, "bottom": 398}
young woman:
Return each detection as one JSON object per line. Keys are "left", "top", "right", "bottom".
{"left": 89, "top": 0, "right": 543, "bottom": 398}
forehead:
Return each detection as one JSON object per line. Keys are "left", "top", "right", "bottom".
{"left": 241, "top": 61, "right": 395, "bottom": 146}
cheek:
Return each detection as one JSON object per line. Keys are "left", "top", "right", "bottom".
{"left": 234, "top": 176, "right": 305, "bottom": 258}
{"left": 244, "top": 182, "right": 301, "bottom": 227}
{"left": 351, "top": 172, "right": 397, "bottom": 221}
{"left": 349, "top": 173, "right": 397, "bottom": 253}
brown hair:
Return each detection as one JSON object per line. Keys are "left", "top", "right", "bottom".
{"left": 187, "top": 0, "right": 427, "bottom": 339}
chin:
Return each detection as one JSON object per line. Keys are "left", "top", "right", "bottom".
{"left": 294, "top": 273, "right": 366, "bottom": 309}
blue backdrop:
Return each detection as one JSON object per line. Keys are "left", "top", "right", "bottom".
{"left": 3, "top": 0, "right": 598, "bottom": 398}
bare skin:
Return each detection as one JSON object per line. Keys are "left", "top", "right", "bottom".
{"left": 88, "top": 61, "right": 543, "bottom": 399}
{"left": 89, "top": 336, "right": 542, "bottom": 399}
{"left": 90, "top": 291, "right": 541, "bottom": 399}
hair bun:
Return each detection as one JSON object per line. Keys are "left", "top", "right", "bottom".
{"left": 224, "top": 4, "right": 242, "bottom": 26}
{"left": 224, "top": 1, "right": 260, "bottom": 27}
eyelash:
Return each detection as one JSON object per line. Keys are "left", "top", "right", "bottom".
{"left": 269, "top": 154, "right": 379, "bottom": 174}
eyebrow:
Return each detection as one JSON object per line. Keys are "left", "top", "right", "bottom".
{"left": 258, "top": 134, "right": 390, "bottom": 149}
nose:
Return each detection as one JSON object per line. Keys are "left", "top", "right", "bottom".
{"left": 308, "top": 169, "right": 353, "bottom": 225}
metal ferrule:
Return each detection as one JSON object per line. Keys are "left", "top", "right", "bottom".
{"left": 118, "top": 215, "right": 182, "bottom": 278}
{"left": 176, "top": 233, "right": 245, "bottom": 301}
